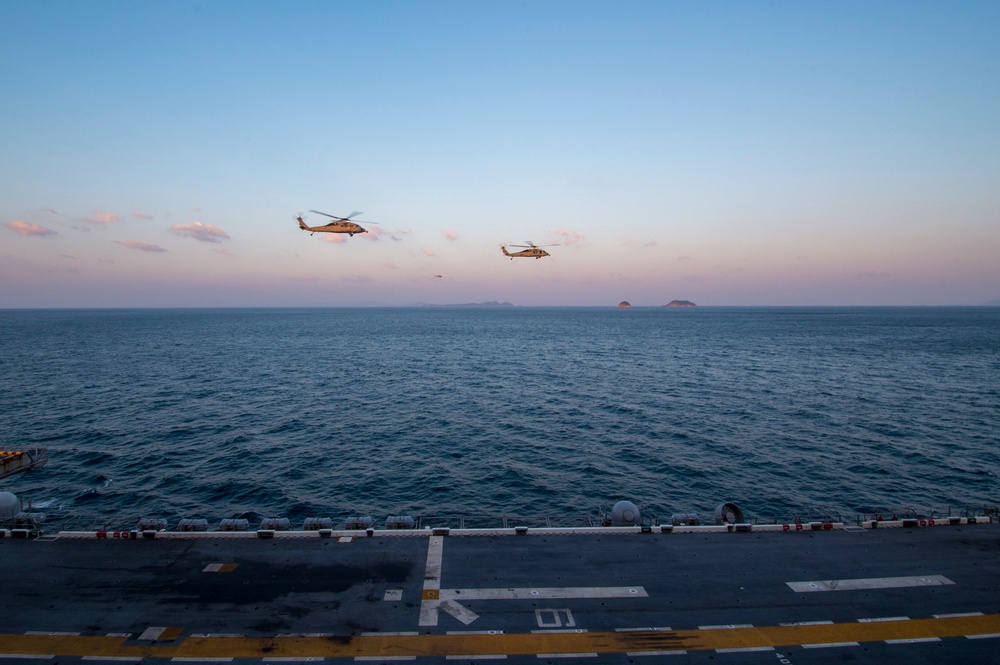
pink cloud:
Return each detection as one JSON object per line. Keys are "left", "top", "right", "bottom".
{"left": 443, "top": 230, "right": 459, "bottom": 241}
{"left": 553, "top": 227, "right": 587, "bottom": 246}
{"left": 363, "top": 226, "right": 409, "bottom": 242}
{"left": 88, "top": 211, "right": 120, "bottom": 224}
{"left": 7, "top": 220, "right": 58, "bottom": 237}
{"left": 132, "top": 209, "right": 154, "bottom": 220}
{"left": 170, "top": 221, "right": 230, "bottom": 243}
{"left": 422, "top": 249, "right": 436, "bottom": 257}
{"left": 323, "top": 234, "right": 348, "bottom": 244}
{"left": 114, "top": 240, "right": 167, "bottom": 252}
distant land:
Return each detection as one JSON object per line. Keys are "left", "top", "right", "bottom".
{"left": 423, "top": 301, "right": 515, "bottom": 308}
{"left": 617, "top": 301, "right": 632, "bottom": 309}
{"left": 665, "top": 300, "right": 696, "bottom": 307}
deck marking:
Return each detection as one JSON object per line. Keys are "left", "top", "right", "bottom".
{"left": 935, "top": 612, "right": 984, "bottom": 618}
{"left": 23, "top": 633, "right": 78, "bottom": 637}
{"left": 419, "top": 536, "right": 446, "bottom": 625}
{"left": 717, "top": 646, "right": 774, "bottom": 653}
{"left": 138, "top": 627, "right": 166, "bottom": 641}
{"left": 441, "top": 587, "right": 647, "bottom": 600}
{"left": 263, "top": 659, "right": 325, "bottom": 662}
{"left": 537, "top": 654, "right": 597, "bottom": 659}
{"left": 418, "top": 536, "right": 645, "bottom": 627}
{"left": 779, "top": 621, "right": 832, "bottom": 626}
{"left": 445, "top": 656, "right": 506, "bottom": 660}
{"left": 440, "top": 600, "right": 480, "bottom": 625}
{"left": 536, "top": 609, "right": 576, "bottom": 629}
{"left": 787, "top": 575, "right": 953, "bottom": 592}
{"left": 626, "top": 651, "right": 686, "bottom": 657}
{"left": 360, "top": 632, "right": 418, "bottom": 637}
{"left": 383, "top": 590, "right": 403, "bottom": 601}
{"left": 859, "top": 616, "right": 910, "bottom": 623}
{"left": 698, "top": 624, "right": 753, "bottom": 629}
{"left": 171, "top": 659, "right": 233, "bottom": 662}
{"left": 617, "top": 627, "right": 672, "bottom": 632}
{"left": 4, "top": 613, "right": 1000, "bottom": 659}
{"left": 885, "top": 637, "right": 941, "bottom": 644}
{"left": 82, "top": 658, "right": 140, "bottom": 662}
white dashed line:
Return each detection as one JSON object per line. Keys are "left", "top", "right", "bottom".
{"left": 717, "top": 647, "right": 774, "bottom": 653}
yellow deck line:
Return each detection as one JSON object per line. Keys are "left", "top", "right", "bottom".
{"left": 1, "top": 614, "right": 998, "bottom": 659}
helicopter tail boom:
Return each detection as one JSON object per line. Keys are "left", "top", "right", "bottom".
{"left": 500, "top": 245, "right": 511, "bottom": 257}
{"left": 297, "top": 216, "right": 309, "bottom": 231}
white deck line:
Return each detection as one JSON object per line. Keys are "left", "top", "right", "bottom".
{"left": 788, "top": 575, "right": 952, "bottom": 593}
{"left": 716, "top": 647, "right": 774, "bottom": 653}
{"left": 445, "top": 656, "right": 506, "bottom": 660}
{"left": 441, "top": 587, "right": 646, "bottom": 600}
{"left": 536, "top": 654, "right": 597, "bottom": 659}
{"left": 802, "top": 642, "right": 860, "bottom": 649}
{"left": 885, "top": 637, "right": 941, "bottom": 644}
{"left": 626, "top": 651, "right": 686, "bottom": 657}
{"left": 934, "top": 612, "right": 984, "bottom": 618}
{"left": 966, "top": 633, "right": 1000, "bottom": 639}
{"left": 858, "top": 616, "right": 910, "bottom": 623}
{"left": 616, "top": 627, "right": 672, "bottom": 632}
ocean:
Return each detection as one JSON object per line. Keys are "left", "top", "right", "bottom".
{"left": 1, "top": 307, "right": 997, "bottom": 529}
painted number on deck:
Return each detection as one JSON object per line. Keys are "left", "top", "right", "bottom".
{"left": 536, "top": 608, "right": 576, "bottom": 628}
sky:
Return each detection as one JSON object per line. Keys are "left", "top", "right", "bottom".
{"left": 2, "top": 1, "right": 998, "bottom": 307}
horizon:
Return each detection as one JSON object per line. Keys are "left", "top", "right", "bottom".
{"left": 3, "top": 302, "right": 999, "bottom": 311}
{"left": 3, "top": 2, "right": 998, "bottom": 308}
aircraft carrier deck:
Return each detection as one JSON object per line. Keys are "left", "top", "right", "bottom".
{"left": 1, "top": 514, "right": 998, "bottom": 664}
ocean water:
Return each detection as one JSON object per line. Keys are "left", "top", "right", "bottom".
{"left": 1, "top": 307, "right": 998, "bottom": 528}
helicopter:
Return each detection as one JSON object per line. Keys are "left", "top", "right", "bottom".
{"left": 297, "top": 210, "right": 376, "bottom": 237}
{"left": 500, "top": 242, "right": 558, "bottom": 260}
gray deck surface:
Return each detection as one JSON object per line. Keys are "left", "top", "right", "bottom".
{"left": 1, "top": 523, "right": 998, "bottom": 663}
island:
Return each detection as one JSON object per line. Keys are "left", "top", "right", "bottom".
{"left": 617, "top": 301, "right": 632, "bottom": 309}
{"left": 664, "top": 300, "right": 696, "bottom": 307}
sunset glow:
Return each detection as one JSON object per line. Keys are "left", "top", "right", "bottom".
{"left": 2, "top": 2, "right": 998, "bottom": 307}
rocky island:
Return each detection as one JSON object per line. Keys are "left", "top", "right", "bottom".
{"left": 664, "top": 300, "right": 696, "bottom": 307}
{"left": 617, "top": 301, "right": 632, "bottom": 309}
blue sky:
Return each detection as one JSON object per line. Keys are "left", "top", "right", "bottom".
{"left": 2, "top": 1, "right": 998, "bottom": 306}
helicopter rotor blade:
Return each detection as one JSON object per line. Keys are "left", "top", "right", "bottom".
{"left": 308, "top": 209, "right": 341, "bottom": 220}
{"left": 345, "top": 211, "right": 364, "bottom": 220}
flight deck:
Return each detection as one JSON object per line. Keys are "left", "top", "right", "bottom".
{"left": 1, "top": 519, "right": 998, "bottom": 664}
